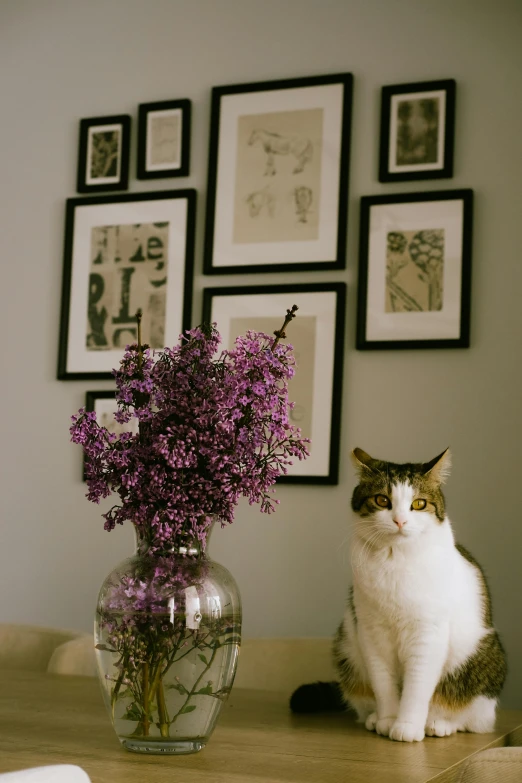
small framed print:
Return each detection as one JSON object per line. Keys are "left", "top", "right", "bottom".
{"left": 202, "top": 282, "right": 346, "bottom": 484}
{"left": 204, "top": 72, "right": 353, "bottom": 274}
{"left": 379, "top": 79, "right": 456, "bottom": 182}
{"left": 83, "top": 391, "right": 139, "bottom": 480}
{"left": 137, "top": 99, "right": 191, "bottom": 179}
{"left": 356, "top": 190, "right": 473, "bottom": 350}
{"left": 58, "top": 189, "right": 196, "bottom": 380}
{"left": 77, "top": 115, "right": 131, "bottom": 193}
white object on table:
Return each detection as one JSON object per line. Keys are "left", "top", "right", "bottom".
{"left": 0, "top": 766, "right": 91, "bottom": 782}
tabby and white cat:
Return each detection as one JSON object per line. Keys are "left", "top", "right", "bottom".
{"left": 291, "top": 448, "right": 507, "bottom": 742}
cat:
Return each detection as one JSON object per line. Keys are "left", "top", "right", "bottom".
{"left": 290, "top": 448, "right": 507, "bottom": 742}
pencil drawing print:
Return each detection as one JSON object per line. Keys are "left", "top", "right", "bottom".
{"left": 228, "top": 315, "right": 316, "bottom": 447}
{"left": 395, "top": 98, "right": 440, "bottom": 166}
{"left": 148, "top": 112, "right": 181, "bottom": 167}
{"left": 294, "top": 186, "right": 313, "bottom": 223}
{"left": 385, "top": 229, "right": 444, "bottom": 312}
{"left": 234, "top": 108, "right": 323, "bottom": 244}
{"left": 248, "top": 128, "right": 313, "bottom": 176}
{"left": 86, "top": 222, "right": 170, "bottom": 350}
{"left": 245, "top": 186, "right": 276, "bottom": 218}
{"left": 89, "top": 130, "right": 120, "bottom": 179}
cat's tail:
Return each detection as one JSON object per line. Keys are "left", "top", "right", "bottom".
{"left": 289, "top": 681, "right": 346, "bottom": 713}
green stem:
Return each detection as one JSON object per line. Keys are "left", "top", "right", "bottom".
{"left": 169, "top": 644, "right": 219, "bottom": 726}
{"left": 110, "top": 669, "right": 126, "bottom": 720}
{"left": 156, "top": 678, "right": 170, "bottom": 738}
{"left": 141, "top": 662, "right": 150, "bottom": 736}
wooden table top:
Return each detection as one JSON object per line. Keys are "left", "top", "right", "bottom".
{"left": 0, "top": 670, "right": 520, "bottom": 783}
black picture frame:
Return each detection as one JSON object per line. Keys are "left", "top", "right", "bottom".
{"left": 202, "top": 282, "right": 346, "bottom": 484}
{"left": 379, "top": 79, "right": 456, "bottom": 183}
{"left": 76, "top": 114, "right": 131, "bottom": 193}
{"left": 356, "top": 189, "right": 473, "bottom": 350}
{"left": 137, "top": 99, "right": 191, "bottom": 179}
{"left": 58, "top": 189, "right": 196, "bottom": 380}
{"left": 204, "top": 73, "right": 353, "bottom": 275}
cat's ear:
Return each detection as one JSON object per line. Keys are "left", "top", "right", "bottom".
{"left": 422, "top": 448, "right": 451, "bottom": 484}
{"left": 351, "top": 447, "right": 381, "bottom": 476}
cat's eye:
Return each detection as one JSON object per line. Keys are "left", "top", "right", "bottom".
{"left": 411, "top": 498, "right": 427, "bottom": 511}
{"left": 374, "top": 494, "right": 390, "bottom": 508}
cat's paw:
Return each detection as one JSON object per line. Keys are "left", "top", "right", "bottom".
{"left": 425, "top": 719, "right": 457, "bottom": 737}
{"left": 375, "top": 717, "right": 397, "bottom": 737}
{"left": 365, "top": 712, "right": 377, "bottom": 732}
{"left": 389, "top": 720, "right": 425, "bottom": 742}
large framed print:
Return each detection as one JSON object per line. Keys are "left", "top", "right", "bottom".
{"left": 76, "top": 114, "right": 131, "bottom": 193}
{"left": 204, "top": 73, "right": 353, "bottom": 274}
{"left": 379, "top": 79, "right": 456, "bottom": 183}
{"left": 137, "top": 99, "right": 191, "bottom": 179}
{"left": 83, "top": 391, "right": 139, "bottom": 480}
{"left": 58, "top": 190, "right": 196, "bottom": 380}
{"left": 202, "top": 283, "right": 346, "bottom": 484}
{"left": 356, "top": 190, "right": 473, "bottom": 350}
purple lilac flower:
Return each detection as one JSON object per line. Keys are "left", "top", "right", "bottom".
{"left": 71, "top": 324, "right": 310, "bottom": 552}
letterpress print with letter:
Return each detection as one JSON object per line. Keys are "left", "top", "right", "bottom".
{"left": 87, "top": 222, "right": 169, "bottom": 351}
{"left": 58, "top": 190, "right": 196, "bottom": 380}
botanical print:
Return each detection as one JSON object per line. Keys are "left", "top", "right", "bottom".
{"left": 228, "top": 316, "right": 316, "bottom": 443}
{"left": 148, "top": 111, "right": 181, "bottom": 168}
{"left": 233, "top": 108, "right": 323, "bottom": 244}
{"left": 395, "top": 97, "right": 439, "bottom": 166}
{"left": 87, "top": 222, "right": 169, "bottom": 350}
{"left": 386, "top": 229, "right": 444, "bottom": 313}
{"left": 89, "top": 129, "right": 121, "bottom": 179}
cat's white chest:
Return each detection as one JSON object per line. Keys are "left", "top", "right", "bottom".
{"left": 354, "top": 539, "right": 453, "bottom": 621}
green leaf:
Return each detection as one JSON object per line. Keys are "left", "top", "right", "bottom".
{"left": 198, "top": 653, "right": 208, "bottom": 665}
{"left": 197, "top": 685, "right": 213, "bottom": 695}
{"left": 180, "top": 705, "right": 197, "bottom": 714}
{"left": 166, "top": 682, "right": 188, "bottom": 694}
{"left": 122, "top": 703, "right": 142, "bottom": 721}
{"left": 95, "top": 643, "right": 116, "bottom": 652}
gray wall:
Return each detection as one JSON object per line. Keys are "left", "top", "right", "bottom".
{"left": 1, "top": 0, "right": 521, "bottom": 707}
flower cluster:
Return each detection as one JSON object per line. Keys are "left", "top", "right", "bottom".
{"left": 70, "top": 321, "right": 310, "bottom": 551}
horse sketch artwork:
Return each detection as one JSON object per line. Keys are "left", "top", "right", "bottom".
{"left": 233, "top": 107, "right": 323, "bottom": 244}
{"left": 294, "top": 186, "right": 313, "bottom": 223}
{"left": 245, "top": 186, "right": 276, "bottom": 218}
{"left": 248, "top": 128, "right": 313, "bottom": 176}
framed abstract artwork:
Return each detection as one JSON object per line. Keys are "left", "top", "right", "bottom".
{"left": 379, "top": 79, "right": 456, "bottom": 182}
{"left": 76, "top": 114, "right": 131, "bottom": 193}
{"left": 356, "top": 190, "right": 473, "bottom": 350}
{"left": 203, "top": 73, "right": 353, "bottom": 274}
{"left": 83, "top": 391, "right": 138, "bottom": 480}
{"left": 58, "top": 189, "right": 196, "bottom": 380}
{"left": 137, "top": 99, "right": 191, "bottom": 179}
{"left": 202, "top": 282, "right": 346, "bottom": 484}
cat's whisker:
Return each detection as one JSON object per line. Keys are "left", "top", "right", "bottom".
{"left": 353, "top": 528, "right": 387, "bottom": 571}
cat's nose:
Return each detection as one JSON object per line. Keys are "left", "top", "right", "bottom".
{"left": 393, "top": 518, "right": 407, "bottom": 529}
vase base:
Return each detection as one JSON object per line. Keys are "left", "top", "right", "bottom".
{"left": 121, "top": 738, "right": 206, "bottom": 755}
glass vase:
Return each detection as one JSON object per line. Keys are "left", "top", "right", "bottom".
{"left": 94, "top": 538, "right": 241, "bottom": 755}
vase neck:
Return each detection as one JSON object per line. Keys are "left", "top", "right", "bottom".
{"left": 133, "top": 526, "right": 203, "bottom": 558}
